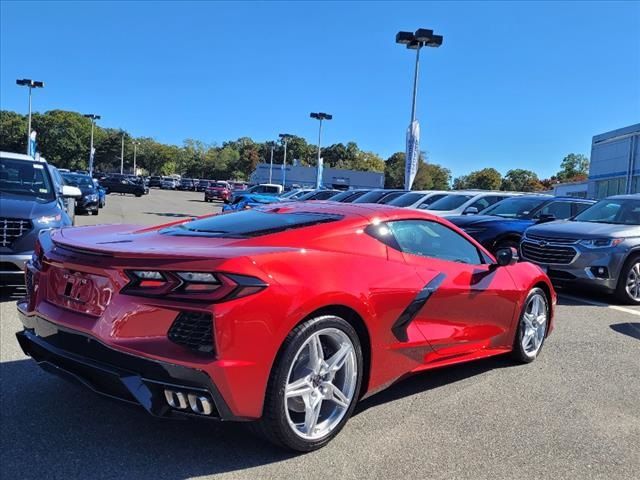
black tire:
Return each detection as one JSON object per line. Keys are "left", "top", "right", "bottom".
{"left": 252, "top": 315, "right": 363, "bottom": 452}
{"left": 93, "top": 208, "right": 99, "bottom": 216}
{"left": 615, "top": 254, "right": 640, "bottom": 305}
{"left": 511, "top": 287, "right": 549, "bottom": 363}
{"left": 135, "top": 193, "right": 142, "bottom": 197}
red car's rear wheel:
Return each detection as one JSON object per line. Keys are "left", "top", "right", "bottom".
{"left": 253, "top": 315, "right": 363, "bottom": 451}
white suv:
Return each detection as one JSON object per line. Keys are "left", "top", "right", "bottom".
{"left": 423, "top": 191, "right": 520, "bottom": 217}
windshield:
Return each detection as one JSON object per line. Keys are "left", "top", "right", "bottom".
{"left": 0, "top": 157, "right": 56, "bottom": 201}
{"left": 480, "top": 197, "right": 548, "bottom": 218}
{"left": 62, "top": 173, "right": 95, "bottom": 189}
{"left": 162, "top": 210, "right": 343, "bottom": 237}
{"left": 213, "top": 182, "right": 228, "bottom": 188}
{"left": 573, "top": 198, "right": 640, "bottom": 225}
{"left": 427, "top": 194, "right": 474, "bottom": 211}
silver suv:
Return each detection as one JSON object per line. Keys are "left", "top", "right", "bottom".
{"left": 521, "top": 194, "right": 640, "bottom": 303}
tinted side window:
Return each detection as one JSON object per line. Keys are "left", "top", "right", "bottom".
{"left": 573, "top": 202, "right": 592, "bottom": 216}
{"left": 537, "top": 201, "right": 572, "bottom": 219}
{"left": 470, "top": 195, "right": 505, "bottom": 212}
{"left": 417, "top": 194, "right": 446, "bottom": 209}
{"left": 387, "top": 220, "right": 483, "bottom": 265}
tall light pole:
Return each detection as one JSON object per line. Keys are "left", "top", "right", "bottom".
{"left": 16, "top": 78, "right": 44, "bottom": 156}
{"left": 132, "top": 140, "right": 140, "bottom": 175}
{"left": 268, "top": 141, "right": 275, "bottom": 184}
{"left": 395, "top": 29, "right": 443, "bottom": 190}
{"left": 310, "top": 112, "right": 332, "bottom": 188}
{"left": 120, "top": 133, "right": 125, "bottom": 174}
{"left": 83, "top": 114, "right": 101, "bottom": 176}
{"left": 279, "top": 133, "right": 293, "bottom": 188}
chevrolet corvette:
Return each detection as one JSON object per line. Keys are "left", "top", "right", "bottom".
{"left": 16, "top": 202, "right": 555, "bottom": 451}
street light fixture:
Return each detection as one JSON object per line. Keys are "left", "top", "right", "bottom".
{"left": 84, "top": 114, "right": 101, "bottom": 176}
{"left": 395, "top": 28, "right": 443, "bottom": 190}
{"left": 16, "top": 78, "right": 44, "bottom": 156}
{"left": 310, "top": 112, "right": 332, "bottom": 188}
{"left": 278, "top": 133, "right": 294, "bottom": 188}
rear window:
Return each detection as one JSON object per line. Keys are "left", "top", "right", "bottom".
{"left": 162, "top": 209, "right": 343, "bottom": 238}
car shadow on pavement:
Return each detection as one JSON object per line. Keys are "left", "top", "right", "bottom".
{"left": 142, "top": 212, "right": 196, "bottom": 218}
{"left": 0, "top": 360, "right": 295, "bottom": 479}
{"left": 355, "top": 354, "right": 514, "bottom": 415}
{"left": 610, "top": 322, "right": 640, "bottom": 340}
{"left": 1, "top": 353, "right": 517, "bottom": 479}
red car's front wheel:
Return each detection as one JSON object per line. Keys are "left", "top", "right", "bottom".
{"left": 253, "top": 315, "right": 363, "bottom": 451}
{"left": 512, "top": 288, "right": 549, "bottom": 363}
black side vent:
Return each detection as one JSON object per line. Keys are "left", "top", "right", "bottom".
{"left": 168, "top": 312, "right": 214, "bottom": 355}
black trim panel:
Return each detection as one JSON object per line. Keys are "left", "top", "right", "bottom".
{"left": 392, "top": 273, "right": 446, "bottom": 342}
{"left": 15, "top": 312, "right": 240, "bottom": 421}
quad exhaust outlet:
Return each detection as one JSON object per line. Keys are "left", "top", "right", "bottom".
{"left": 164, "top": 389, "right": 214, "bottom": 415}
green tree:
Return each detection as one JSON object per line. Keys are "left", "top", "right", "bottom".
{"left": 501, "top": 169, "right": 543, "bottom": 192}
{"left": 452, "top": 175, "right": 469, "bottom": 190}
{"left": 384, "top": 152, "right": 406, "bottom": 188}
{"left": 460, "top": 168, "right": 502, "bottom": 190}
{"left": 0, "top": 110, "right": 27, "bottom": 153}
{"left": 557, "top": 153, "right": 589, "bottom": 182}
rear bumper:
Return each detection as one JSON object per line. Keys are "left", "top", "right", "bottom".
{"left": 16, "top": 310, "right": 240, "bottom": 421}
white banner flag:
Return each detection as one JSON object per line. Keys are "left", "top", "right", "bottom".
{"left": 404, "top": 120, "right": 420, "bottom": 190}
{"left": 316, "top": 157, "right": 324, "bottom": 189}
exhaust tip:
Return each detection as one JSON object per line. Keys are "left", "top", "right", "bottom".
{"left": 164, "top": 388, "right": 214, "bottom": 415}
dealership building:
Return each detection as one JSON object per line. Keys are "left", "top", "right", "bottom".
{"left": 250, "top": 163, "right": 385, "bottom": 190}
{"left": 587, "top": 123, "right": 640, "bottom": 199}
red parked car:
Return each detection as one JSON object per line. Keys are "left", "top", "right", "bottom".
{"left": 16, "top": 202, "right": 555, "bottom": 451}
{"left": 205, "top": 181, "right": 232, "bottom": 203}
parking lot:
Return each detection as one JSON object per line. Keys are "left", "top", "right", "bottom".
{"left": 1, "top": 189, "right": 639, "bottom": 480}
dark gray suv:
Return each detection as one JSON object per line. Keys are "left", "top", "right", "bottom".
{"left": 521, "top": 194, "right": 640, "bottom": 303}
{"left": 0, "top": 152, "right": 80, "bottom": 285}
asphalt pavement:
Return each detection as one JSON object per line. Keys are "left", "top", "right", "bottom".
{"left": 1, "top": 189, "right": 638, "bottom": 480}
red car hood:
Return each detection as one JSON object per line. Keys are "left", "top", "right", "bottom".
{"left": 52, "top": 224, "right": 292, "bottom": 259}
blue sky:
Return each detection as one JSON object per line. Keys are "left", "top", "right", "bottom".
{"left": 1, "top": 1, "right": 639, "bottom": 179}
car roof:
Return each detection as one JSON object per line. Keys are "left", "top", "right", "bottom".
{"left": 606, "top": 194, "right": 640, "bottom": 200}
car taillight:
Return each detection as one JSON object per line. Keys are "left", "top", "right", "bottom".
{"left": 122, "top": 270, "right": 267, "bottom": 302}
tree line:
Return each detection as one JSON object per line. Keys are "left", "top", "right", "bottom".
{"left": 0, "top": 109, "right": 588, "bottom": 191}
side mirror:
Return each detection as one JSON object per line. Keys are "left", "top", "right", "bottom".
{"left": 61, "top": 185, "right": 82, "bottom": 198}
{"left": 495, "top": 247, "right": 518, "bottom": 267}
{"left": 537, "top": 213, "right": 556, "bottom": 223}
{"left": 463, "top": 206, "right": 479, "bottom": 215}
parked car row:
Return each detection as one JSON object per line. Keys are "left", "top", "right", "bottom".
{"left": 220, "top": 186, "right": 640, "bottom": 304}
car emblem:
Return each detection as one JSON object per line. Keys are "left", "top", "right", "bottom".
{"left": 538, "top": 240, "right": 547, "bottom": 247}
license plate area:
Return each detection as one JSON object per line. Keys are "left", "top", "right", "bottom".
{"left": 46, "top": 266, "right": 112, "bottom": 317}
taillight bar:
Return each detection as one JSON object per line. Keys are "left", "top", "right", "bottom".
{"left": 122, "top": 270, "right": 267, "bottom": 302}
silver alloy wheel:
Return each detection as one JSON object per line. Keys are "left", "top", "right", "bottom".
{"left": 284, "top": 326, "right": 357, "bottom": 440}
{"left": 625, "top": 262, "right": 640, "bottom": 301}
{"left": 521, "top": 293, "right": 547, "bottom": 357}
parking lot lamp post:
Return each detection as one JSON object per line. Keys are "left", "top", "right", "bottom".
{"left": 16, "top": 79, "right": 44, "bottom": 155}
{"left": 279, "top": 133, "right": 293, "bottom": 187}
{"left": 395, "top": 29, "right": 442, "bottom": 189}
{"left": 269, "top": 142, "right": 275, "bottom": 184}
{"left": 120, "top": 133, "right": 125, "bottom": 174}
{"left": 132, "top": 141, "right": 140, "bottom": 175}
{"left": 310, "top": 112, "right": 332, "bottom": 188}
{"left": 83, "top": 114, "right": 101, "bottom": 176}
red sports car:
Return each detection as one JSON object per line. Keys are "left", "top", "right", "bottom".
{"left": 16, "top": 202, "right": 555, "bottom": 451}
